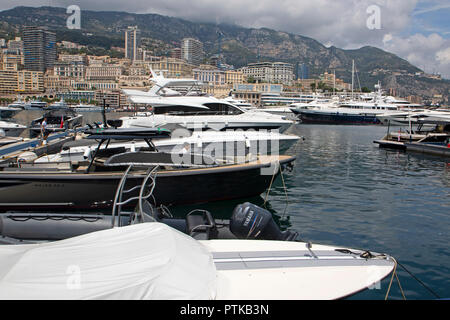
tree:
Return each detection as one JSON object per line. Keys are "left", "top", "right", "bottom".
{"left": 247, "top": 76, "right": 256, "bottom": 83}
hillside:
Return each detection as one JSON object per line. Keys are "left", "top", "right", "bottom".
{"left": 0, "top": 6, "right": 448, "bottom": 103}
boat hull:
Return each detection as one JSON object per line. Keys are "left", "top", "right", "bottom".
{"left": 0, "top": 156, "right": 295, "bottom": 211}
{"left": 294, "top": 110, "right": 381, "bottom": 125}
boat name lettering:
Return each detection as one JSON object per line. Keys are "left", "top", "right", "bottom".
{"left": 34, "top": 183, "right": 65, "bottom": 188}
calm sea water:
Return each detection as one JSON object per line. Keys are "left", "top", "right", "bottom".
{"left": 11, "top": 112, "right": 450, "bottom": 299}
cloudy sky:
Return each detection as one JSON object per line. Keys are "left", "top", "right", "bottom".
{"left": 1, "top": 0, "right": 449, "bottom": 78}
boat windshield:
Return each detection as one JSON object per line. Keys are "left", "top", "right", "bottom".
{"left": 153, "top": 103, "right": 244, "bottom": 116}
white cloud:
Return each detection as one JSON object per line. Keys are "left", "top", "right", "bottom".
{"left": 1, "top": 0, "right": 449, "bottom": 78}
{"left": 383, "top": 33, "right": 450, "bottom": 78}
{"left": 436, "top": 47, "right": 450, "bottom": 65}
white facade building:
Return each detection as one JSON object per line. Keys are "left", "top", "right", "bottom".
{"left": 241, "top": 62, "right": 294, "bottom": 85}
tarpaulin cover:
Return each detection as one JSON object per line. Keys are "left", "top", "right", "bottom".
{"left": 0, "top": 223, "right": 217, "bottom": 300}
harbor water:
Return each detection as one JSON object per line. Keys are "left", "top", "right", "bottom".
{"left": 10, "top": 111, "right": 450, "bottom": 299}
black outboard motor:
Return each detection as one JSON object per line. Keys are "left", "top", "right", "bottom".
{"left": 230, "top": 203, "right": 298, "bottom": 241}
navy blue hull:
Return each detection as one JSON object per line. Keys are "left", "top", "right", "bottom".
{"left": 297, "top": 111, "right": 381, "bottom": 125}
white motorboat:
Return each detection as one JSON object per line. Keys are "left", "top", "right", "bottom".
{"left": 120, "top": 73, "right": 294, "bottom": 133}
{"left": 0, "top": 120, "right": 27, "bottom": 137}
{"left": 71, "top": 103, "right": 106, "bottom": 112}
{"left": 23, "top": 100, "right": 48, "bottom": 110}
{"left": 7, "top": 97, "right": 26, "bottom": 109}
{"left": 376, "top": 109, "right": 450, "bottom": 126}
{"left": 0, "top": 106, "right": 22, "bottom": 122}
{"left": 0, "top": 222, "right": 395, "bottom": 300}
{"left": 47, "top": 98, "right": 69, "bottom": 110}
{"left": 222, "top": 96, "right": 254, "bottom": 110}
{"left": 292, "top": 101, "right": 402, "bottom": 125}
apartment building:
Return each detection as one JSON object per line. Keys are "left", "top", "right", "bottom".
{"left": 95, "top": 90, "right": 129, "bottom": 109}
{"left": 54, "top": 61, "right": 86, "bottom": 79}
{"left": 147, "top": 58, "right": 195, "bottom": 78}
{"left": 181, "top": 38, "right": 204, "bottom": 66}
{"left": 59, "top": 54, "right": 88, "bottom": 65}
{"left": 193, "top": 65, "right": 226, "bottom": 86}
{"left": 125, "top": 26, "right": 141, "bottom": 62}
{"left": 0, "top": 70, "right": 44, "bottom": 94}
{"left": 44, "top": 74, "right": 72, "bottom": 92}
{"left": 241, "top": 62, "right": 294, "bottom": 85}
{"left": 73, "top": 80, "right": 119, "bottom": 91}
{"left": 225, "top": 70, "right": 245, "bottom": 85}
{"left": 23, "top": 26, "right": 56, "bottom": 72}
{"left": 85, "top": 65, "right": 122, "bottom": 81}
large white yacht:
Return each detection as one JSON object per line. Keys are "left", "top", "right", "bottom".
{"left": 119, "top": 73, "right": 294, "bottom": 133}
{"left": 376, "top": 109, "right": 450, "bottom": 126}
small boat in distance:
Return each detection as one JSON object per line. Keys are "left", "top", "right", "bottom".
{"left": 47, "top": 98, "right": 69, "bottom": 110}
{"left": 7, "top": 97, "right": 26, "bottom": 109}
{"left": 23, "top": 100, "right": 48, "bottom": 110}
{"left": 71, "top": 103, "right": 107, "bottom": 112}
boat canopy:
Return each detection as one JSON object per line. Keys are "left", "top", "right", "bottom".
{"left": 0, "top": 223, "right": 217, "bottom": 300}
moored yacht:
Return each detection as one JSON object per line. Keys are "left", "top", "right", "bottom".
{"left": 120, "top": 73, "right": 294, "bottom": 132}
{"left": 7, "top": 97, "right": 26, "bottom": 109}
{"left": 35, "top": 128, "right": 300, "bottom": 164}
{"left": 29, "top": 109, "right": 83, "bottom": 138}
{"left": 71, "top": 103, "right": 106, "bottom": 112}
{"left": 0, "top": 128, "right": 296, "bottom": 212}
{"left": 0, "top": 121, "right": 27, "bottom": 137}
{"left": 376, "top": 109, "right": 450, "bottom": 126}
{"left": 293, "top": 101, "right": 401, "bottom": 125}
{"left": 47, "top": 98, "right": 69, "bottom": 110}
{"left": 23, "top": 100, "right": 48, "bottom": 110}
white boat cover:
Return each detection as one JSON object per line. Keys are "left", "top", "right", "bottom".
{"left": 0, "top": 223, "right": 217, "bottom": 300}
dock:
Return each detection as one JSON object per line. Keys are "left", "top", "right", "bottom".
{"left": 373, "top": 139, "right": 406, "bottom": 150}
{"left": 405, "top": 142, "right": 450, "bottom": 158}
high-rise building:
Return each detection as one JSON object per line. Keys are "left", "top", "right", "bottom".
{"left": 299, "top": 63, "right": 309, "bottom": 80}
{"left": 125, "top": 26, "right": 141, "bottom": 62}
{"left": 181, "top": 38, "right": 204, "bottom": 65}
{"left": 23, "top": 26, "right": 56, "bottom": 72}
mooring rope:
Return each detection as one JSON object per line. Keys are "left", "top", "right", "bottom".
{"left": 397, "top": 260, "right": 441, "bottom": 299}
{"left": 263, "top": 161, "right": 279, "bottom": 208}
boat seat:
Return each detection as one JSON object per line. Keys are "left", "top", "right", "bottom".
{"left": 186, "top": 210, "right": 217, "bottom": 240}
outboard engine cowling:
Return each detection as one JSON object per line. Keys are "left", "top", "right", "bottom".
{"left": 230, "top": 203, "right": 298, "bottom": 241}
